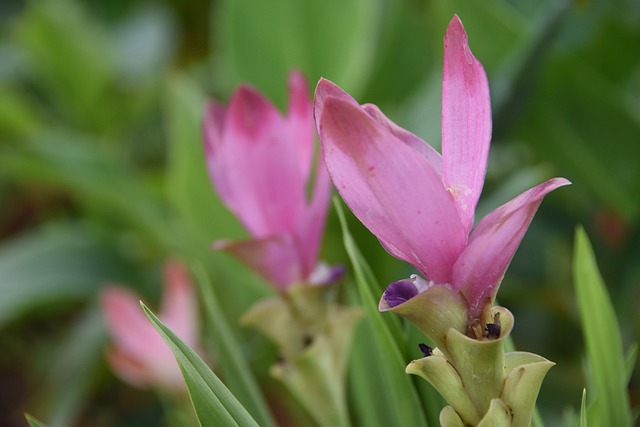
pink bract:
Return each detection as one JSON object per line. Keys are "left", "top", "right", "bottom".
{"left": 315, "top": 16, "right": 570, "bottom": 319}
{"left": 100, "top": 260, "right": 199, "bottom": 392}
{"left": 204, "top": 71, "right": 334, "bottom": 289}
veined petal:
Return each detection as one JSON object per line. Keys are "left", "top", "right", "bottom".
{"left": 213, "top": 234, "right": 303, "bottom": 289}
{"left": 318, "top": 97, "right": 466, "bottom": 283}
{"left": 361, "top": 103, "right": 442, "bottom": 175}
{"left": 217, "top": 86, "right": 305, "bottom": 237}
{"left": 287, "top": 70, "right": 315, "bottom": 181}
{"left": 442, "top": 15, "right": 492, "bottom": 235}
{"left": 452, "top": 178, "right": 571, "bottom": 318}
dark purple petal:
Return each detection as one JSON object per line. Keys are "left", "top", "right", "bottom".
{"left": 383, "top": 280, "right": 419, "bottom": 308}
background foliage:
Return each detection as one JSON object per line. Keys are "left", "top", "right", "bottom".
{"left": 0, "top": 0, "right": 638, "bottom": 425}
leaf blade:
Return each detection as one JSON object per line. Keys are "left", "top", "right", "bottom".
{"left": 573, "top": 227, "right": 631, "bottom": 427}
{"left": 142, "top": 303, "right": 259, "bottom": 427}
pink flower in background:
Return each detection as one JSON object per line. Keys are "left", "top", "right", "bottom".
{"left": 101, "top": 261, "right": 199, "bottom": 392}
{"left": 315, "top": 16, "right": 570, "bottom": 320}
{"left": 203, "top": 71, "right": 340, "bottom": 289}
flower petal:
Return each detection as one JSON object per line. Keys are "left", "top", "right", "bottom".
{"left": 295, "top": 156, "right": 332, "bottom": 278}
{"left": 318, "top": 97, "right": 466, "bottom": 283}
{"left": 313, "top": 78, "right": 359, "bottom": 134}
{"left": 213, "top": 234, "right": 303, "bottom": 288}
{"left": 210, "top": 86, "right": 305, "bottom": 237}
{"left": 203, "top": 101, "right": 230, "bottom": 198}
{"left": 287, "top": 70, "right": 315, "bottom": 181}
{"left": 105, "top": 348, "right": 150, "bottom": 388}
{"left": 452, "top": 178, "right": 571, "bottom": 318}
{"left": 360, "top": 103, "right": 443, "bottom": 175}
{"left": 101, "top": 286, "right": 163, "bottom": 363}
{"left": 442, "top": 15, "right": 492, "bottom": 235}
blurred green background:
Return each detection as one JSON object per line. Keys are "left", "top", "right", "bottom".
{"left": 0, "top": 0, "right": 638, "bottom": 425}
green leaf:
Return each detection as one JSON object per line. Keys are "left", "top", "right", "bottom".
{"left": 335, "top": 199, "right": 428, "bottom": 426}
{"left": 625, "top": 343, "right": 638, "bottom": 383}
{"left": 25, "top": 414, "right": 47, "bottom": 427}
{"left": 15, "top": 0, "right": 115, "bottom": 125}
{"left": 215, "top": 0, "right": 381, "bottom": 106}
{"left": 37, "top": 306, "right": 107, "bottom": 427}
{"left": 573, "top": 227, "right": 631, "bottom": 427}
{"left": 191, "top": 264, "right": 276, "bottom": 427}
{"left": 346, "top": 309, "right": 396, "bottom": 427}
{"left": 142, "top": 303, "right": 260, "bottom": 427}
{"left": 0, "top": 225, "right": 126, "bottom": 327}
{"left": 580, "top": 389, "right": 587, "bottom": 427}
{"left": 0, "top": 132, "right": 168, "bottom": 249}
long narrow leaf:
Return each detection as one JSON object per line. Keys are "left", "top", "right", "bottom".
{"left": 580, "top": 389, "right": 587, "bottom": 427}
{"left": 25, "top": 414, "right": 47, "bottom": 427}
{"left": 191, "top": 264, "right": 276, "bottom": 427}
{"left": 142, "top": 304, "right": 259, "bottom": 427}
{"left": 335, "top": 200, "right": 428, "bottom": 426}
{"left": 573, "top": 227, "right": 631, "bottom": 427}
{"left": 625, "top": 343, "right": 638, "bottom": 383}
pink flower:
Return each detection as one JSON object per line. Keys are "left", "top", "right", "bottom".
{"left": 314, "top": 16, "right": 570, "bottom": 320}
{"left": 100, "top": 261, "right": 199, "bottom": 392}
{"left": 203, "top": 71, "right": 340, "bottom": 289}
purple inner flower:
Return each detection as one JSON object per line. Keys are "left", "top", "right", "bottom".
{"left": 383, "top": 280, "right": 419, "bottom": 308}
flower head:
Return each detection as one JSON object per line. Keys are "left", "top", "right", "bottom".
{"left": 204, "top": 71, "right": 337, "bottom": 289}
{"left": 100, "top": 260, "right": 199, "bottom": 392}
{"left": 315, "top": 16, "right": 569, "bottom": 323}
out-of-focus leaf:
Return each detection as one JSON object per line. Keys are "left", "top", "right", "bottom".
{"left": 360, "top": 1, "right": 432, "bottom": 106}
{"left": 0, "top": 225, "right": 125, "bottom": 327}
{"left": 335, "top": 199, "right": 428, "bottom": 427}
{"left": 143, "top": 303, "right": 260, "bottom": 427}
{"left": 214, "top": 0, "right": 381, "bottom": 106}
{"left": 35, "top": 306, "right": 107, "bottom": 427}
{"left": 0, "top": 131, "right": 168, "bottom": 249}
{"left": 110, "top": 5, "right": 176, "bottom": 82}
{"left": 14, "top": 0, "right": 114, "bottom": 124}
{"left": 0, "top": 85, "right": 41, "bottom": 136}
{"left": 191, "top": 264, "right": 276, "bottom": 427}
{"left": 573, "top": 227, "right": 631, "bottom": 427}
{"left": 25, "top": 414, "right": 47, "bottom": 427}
{"left": 514, "top": 13, "right": 640, "bottom": 221}
{"left": 625, "top": 343, "right": 637, "bottom": 383}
